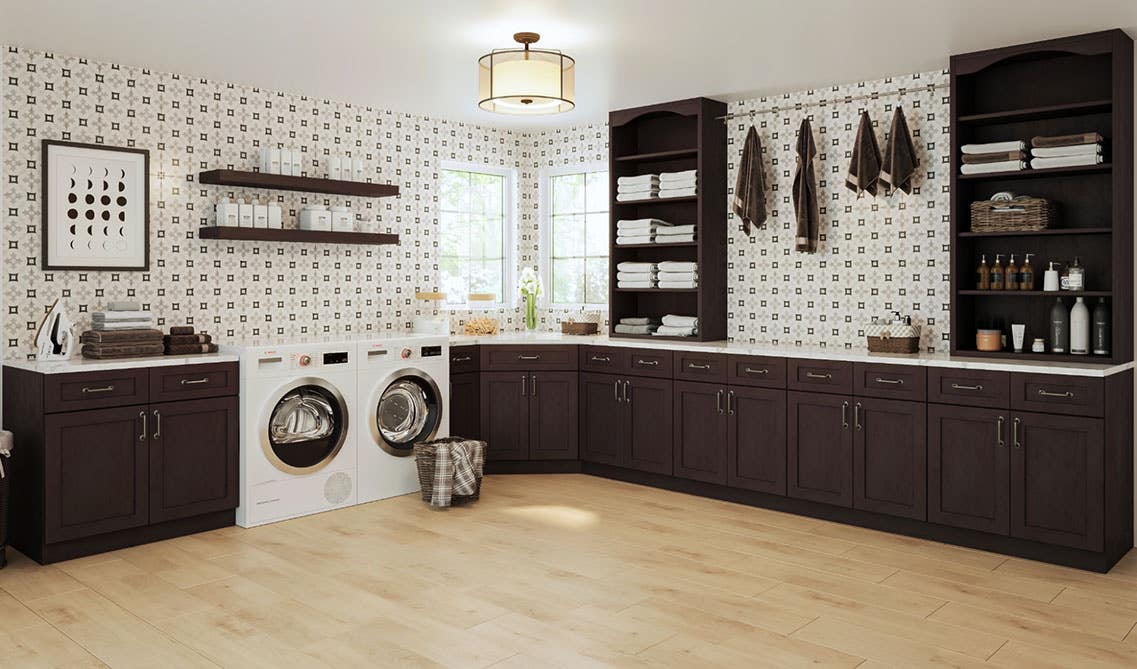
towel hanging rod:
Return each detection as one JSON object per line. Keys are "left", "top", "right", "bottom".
{"left": 715, "top": 82, "right": 950, "bottom": 122}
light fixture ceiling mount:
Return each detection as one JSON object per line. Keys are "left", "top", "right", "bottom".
{"left": 478, "top": 32, "right": 575, "bottom": 115}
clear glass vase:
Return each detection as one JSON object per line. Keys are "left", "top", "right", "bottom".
{"left": 525, "top": 294, "right": 537, "bottom": 330}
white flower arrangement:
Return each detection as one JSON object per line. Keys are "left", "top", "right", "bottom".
{"left": 518, "top": 267, "right": 542, "bottom": 298}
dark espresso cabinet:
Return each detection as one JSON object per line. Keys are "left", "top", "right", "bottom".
{"left": 787, "top": 391, "right": 853, "bottom": 507}
{"left": 148, "top": 397, "right": 239, "bottom": 523}
{"left": 673, "top": 381, "right": 728, "bottom": 484}
{"left": 480, "top": 372, "right": 530, "bottom": 460}
{"left": 480, "top": 371, "right": 578, "bottom": 461}
{"left": 852, "top": 398, "right": 926, "bottom": 520}
{"left": 580, "top": 373, "right": 672, "bottom": 475}
{"left": 928, "top": 404, "right": 1010, "bottom": 535}
{"left": 726, "top": 385, "right": 786, "bottom": 495}
{"left": 449, "top": 372, "right": 481, "bottom": 440}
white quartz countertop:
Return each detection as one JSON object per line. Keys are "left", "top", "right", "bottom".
{"left": 4, "top": 353, "right": 239, "bottom": 375}
{"left": 449, "top": 332, "right": 1134, "bottom": 378}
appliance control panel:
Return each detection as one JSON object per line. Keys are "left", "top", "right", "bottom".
{"left": 421, "top": 345, "right": 443, "bottom": 358}
{"left": 323, "top": 351, "right": 350, "bottom": 365}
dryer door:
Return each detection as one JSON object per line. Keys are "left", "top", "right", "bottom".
{"left": 373, "top": 370, "right": 441, "bottom": 457}
{"left": 262, "top": 378, "right": 349, "bottom": 474}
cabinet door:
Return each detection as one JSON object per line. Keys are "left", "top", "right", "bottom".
{"left": 479, "top": 372, "right": 529, "bottom": 461}
{"left": 44, "top": 405, "right": 149, "bottom": 543}
{"left": 579, "top": 373, "right": 624, "bottom": 466}
{"left": 1011, "top": 412, "right": 1104, "bottom": 551}
{"left": 150, "top": 397, "right": 239, "bottom": 523}
{"left": 529, "top": 372, "right": 579, "bottom": 460}
{"left": 853, "top": 398, "right": 926, "bottom": 520}
{"left": 449, "top": 372, "right": 480, "bottom": 440}
{"left": 673, "top": 381, "right": 728, "bottom": 484}
{"left": 927, "top": 404, "right": 1009, "bottom": 535}
{"left": 727, "top": 385, "right": 786, "bottom": 494}
{"left": 787, "top": 392, "right": 852, "bottom": 507}
{"left": 626, "top": 376, "right": 674, "bottom": 475}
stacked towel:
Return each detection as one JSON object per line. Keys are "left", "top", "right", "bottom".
{"left": 658, "top": 169, "right": 697, "bottom": 198}
{"left": 1029, "top": 132, "right": 1104, "bottom": 169}
{"left": 616, "top": 218, "right": 671, "bottom": 245}
{"left": 613, "top": 316, "right": 660, "bottom": 335}
{"left": 657, "top": 261, "right": 698, "bottom": 289}
{"left": 91, "top": 309, "right": 155, "bottom": 331}
{"left": 616, "top": 174, "right": 658, "bottom": 202}
{"left": 164, "top": 326, "right": 219, "bottom": 355}
{"left": 960, "top": 140, "right": 1028, "bottom": 175}
{"left": 80, "top": 322, "right": 163, "bottom": 360}
{"left": 652, "top": 314, "right": 698, "bottom": 337}
{"left": 616, "top": 261, "right": 658, "bottom": 289}
{"left": 654, "top": 223, "right": 696, "bottom": 244}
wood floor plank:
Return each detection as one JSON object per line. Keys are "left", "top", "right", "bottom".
{"left": 0, "top": 622, "right": 111, "bottom": 669}
{"left": 790, "top": 616, "right": 989, "bottom": 669}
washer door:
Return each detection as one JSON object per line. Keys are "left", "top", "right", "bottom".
{"left": 373, "top": 370, "right": 441, "bottom": 457}
{"left": 261, "top": 378, "right": 349, "bottom": 474}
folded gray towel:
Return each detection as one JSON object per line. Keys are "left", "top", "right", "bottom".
{"left": 619, "top": 317, "right": 660, "bottom": 326}
{"left": 1031, "top": 132, "right": 1103, "bottom": 148}
{"left": 107, "top": 301, "right": 142, "bottom": 312}
{"left": 614, "top": 323, "right": 658, "bottom": 335}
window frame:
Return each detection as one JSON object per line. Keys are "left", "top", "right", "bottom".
{"left": 539, "top": 162, "right": 610, "bottom": 310}
{"left": 438, "top": 160, "right": 517, "bottom": 311}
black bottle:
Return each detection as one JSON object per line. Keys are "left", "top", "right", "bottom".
{"left": 1093, "top": 299, "right": 1111, "bottom": 356}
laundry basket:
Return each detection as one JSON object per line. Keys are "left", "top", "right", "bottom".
{"left": 413, "top": 437, "right": 486, "bottom": 507}
{"left": 0, "top": 431, "right": 13, "bottom": 569}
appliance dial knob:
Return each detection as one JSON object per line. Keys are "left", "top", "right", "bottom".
{"left": 298, "top": 354, "right": 312, "bottom": 367}
{"left": 401, "top": 347, "right": 413, "bottom": 359}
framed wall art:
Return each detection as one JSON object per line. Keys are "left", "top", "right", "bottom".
{"left": 42, "top": 140, "right": 150, "bottom": 270}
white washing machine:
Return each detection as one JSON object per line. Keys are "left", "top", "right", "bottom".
{"left": 226, "top": 340, "right": 359, "bottom": 527}
{"left": 355, "top": 335, "right": 449, "bottom": 503}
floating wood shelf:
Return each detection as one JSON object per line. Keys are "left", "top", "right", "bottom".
{"left": 957, "top": 99, "right": 1112, "bottom": 124}
{"left": 958, "top": 163, "right": 1111, "bottom": 181}
{"left": 198, "top": 169, "right": 399, "bottom": 198}
{"left": 613, "top": 288, "right": 699, "bottom": 293}
{"left": 958, "top": 227, "right": 1113, "bottom": 238}
{"left": 958, "top": 290, "right": 1112, "bottom": 297}
{"left": 605, "top": 332, "right": 701, "bottom": 342}
{"left": 613, "top": 148, "right": 698, "bottom": 162}
{"left": 953, "top": 349, "right": 1117, "bottom": 364}
{"left": 612, "top": 241, "right": 699, "bottom": 250}
{"left": 198, "top": 227, "right": 399, "bottom": 245}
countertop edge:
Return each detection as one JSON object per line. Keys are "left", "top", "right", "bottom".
{"left": 3, "top": 353, "right": 239, "bottom": 375}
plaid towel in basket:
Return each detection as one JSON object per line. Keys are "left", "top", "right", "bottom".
{"left": 430, "top": 439, "right": 485, "bottom": 507}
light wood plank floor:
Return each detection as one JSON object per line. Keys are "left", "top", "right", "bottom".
{"left": 3, "top": 473, "right": 1137, "bottom": 668}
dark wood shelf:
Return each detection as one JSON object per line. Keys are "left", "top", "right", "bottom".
{"left": 614, "top": 195, "right": 699, "bottom": 206}
{"left": 957, "top": 99, "right": 1112, "bottom": 124}
{"left": 199, "top": 169, "right": 399, "bottom": 198}
{"left": 958, "top": 163, "right": 1111, "bottom": 181}
{"left": 952, "top": 349, "right": 1116, "bottom": 364}
{"left": 613, "top": 288, "right": 699, "bottom": 293}
{"left": 198, "top": 226, "right": 399, "bottom": 245}
{"left": 958, "top": 290, "right": 1112, "bottom": 297}
{"left": 614, "top": 148, "right": 698, "bottom": 162}
{"left": 958, "top": 227, "right": 1112, "bottom": 238}
{"left": 613, "top": 241, "right": 698, "bottom": 249}
{"left": 609, "top": 332, "right": 713, "bottom": 342}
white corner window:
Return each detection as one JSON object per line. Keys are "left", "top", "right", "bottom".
{"left": 541, "top": 164, "right": 609, "bottom": 308}
{"left": 439, "top": 162, "right": 516, "bottom": 309}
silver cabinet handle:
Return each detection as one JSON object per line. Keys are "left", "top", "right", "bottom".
{"left": 727, "top": 390, "right": 735, "bottom": 416}
{"left": 614, "top": 380, "right": 621, "bottom": 402}
{"left": 854, "top": 402, "right": 862, "bottom": 430}
{"left": 688, "top": 362, "right": 711, "bottom": 370}
{"left": 950, "top": 383, "right": 983, "bottom": 391}
{"left": 841, "top": 401, "right": 849, "bottom": 429}
{"left": 518, "top": 354, "right": 541, "bottom": 361}
{"left": 1038, "top": 389, "right": 1074, "bottom": 399}
{"left": 806, "top": 372, "right": 833, "bottom": 380}
{"left": 996, "top": 416, "right": 1005, "bottom": 448}
{"left": 521, "top": 374, "right": 527, "bottom": 397}
{"left": 531, "top": 374, "right": 537, "bottom": 397}
{"left": 153, "top": 409, "right": 161, "bottom": 440}
{"left": 590, "top": 355, "right": 611, "bottom": 363}
{"left": 716, "top": 389, "right": 724, "bottom": 414}
{"left": 1013, "top": 417, "right": 1021, "bottom": 449}
{"left": 180, "top": 377, "right": 209, "bottom": 385}
{"left": 874, "top": 377, "right": 903, "bottom": 385}
{"left": 636, "top": 359, "right": 659, "bottom": 367}
{"left": 451, "top": 355, "right": 472, "bottom": 362}
{"left": 745, "top": 367, "right": 769, "bottom": 375}
{"left": 82, "top": 385, "right": 115, "bottom": 394}
{"left": 139, "top": 411, "right": 147, "bottom": 442}
{"left": 623, "top": 380, "right": 630, "bottom": 403}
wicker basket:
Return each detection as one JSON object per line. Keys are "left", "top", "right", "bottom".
{"left": 561, "top": 320, "right": 599, "bottom": 336}
{"left": 413, "top": 437, "right": 485, "bottom": 506}
{"left": 865, "top": 323, "right": 921, "bottom": 354}
{"left": 970, "top": 197, "right": 1055, "bottom": 232}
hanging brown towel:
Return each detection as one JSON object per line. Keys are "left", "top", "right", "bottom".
{"left": 793, "top": 119, "right": 819, "bottom": 253}
{"left": 732, "top": 125, "right": 767, "bottom": 235}
{"left": 880, "top": 106, "right": 918, "bottom": 196}
{"left": 845, "top": 111, "right": 881, "bottom": 198}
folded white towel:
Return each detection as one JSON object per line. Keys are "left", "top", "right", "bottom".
{"left": 616, "top": 235, "right": 655, "bottom": 245}
{"left": 619, "top": 317, "right": 660, "bottom": 326}
{"left": 617, "top": 262, "right": 656, "bottom": 272}
{"left": 960, "top": 160, "right": 1027, "bottom": 175}
{"left": 659, "top": 187, "right": 698, "bottom": 199}
{"left": 93, "top": 321, "right": 157, "bottom": 331}
{"left": 659, "top": 271, "right": 698, "bottom": 282}
{"left": 616, "top": 174, "right": 658, "bottom": 186}
{"left": 616, "top": 192, "right": 657, "bottom": 202}
{"left": 1030, "top": 154, "right": 1104, "bottom": 170}
{"left": 656, "top": 234, "right": 695, "bottom": 243}
{"left": 658, "top": 281, "right": 698, "bottom": 289}
{"left": 617, "top": 183, "right": 658, "bottom": 195}
{"left": 661, "top": 315, "right": 698, "bottom": 327}
{"left": 961, "top": 140, "right": 1026, "bottom": 155}
{"left": 92, "top": 311, "right": 152, "bottom": 321}
{"left": 654, "top": 325, "right": 696, "bottom": 336}
{"left": 658, "top": 177, "right": 698, "bottom": 189}
{"left": 1031, "top": 144, "right": 1102, "bottom": 158}
{"left": 658, "top": 261, "right": 698, "bottom": 272}
{"left": 617, "top": 218, "right": 671, "bottom": 228}
{"left": 617, "top": 221, "right": 661, "bottom": 232}
{"left": 617, "top": 281, "right": 657, "bottom": 289}
{"left": 654, "top": 224, "right": 695, "bottom": 235}
{"left": 617, "top": 271, "right": 657, "bottom": 281}
{"left": 659, "top": 169, "right": 697, "bottom": 180}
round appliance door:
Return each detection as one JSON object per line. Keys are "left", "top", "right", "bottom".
{"left": 261, "top": 377, "right": 349, "bottom": 474}
{"left": 372, "top": 369, "right": 441, "bottom": 457}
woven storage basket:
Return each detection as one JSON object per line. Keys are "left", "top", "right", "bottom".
{"left": 561, "top": 320, "right": 599, "bottom": 336}
{"left": 865, "top": 323, "right": 921, "bottom": 354}
{"left": 970, "top": 197, "right": 1055, "bottom": 232}
{"left": 413, "top": 437, "right": 485, "bottom": 505}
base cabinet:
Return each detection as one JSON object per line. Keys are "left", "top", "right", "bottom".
{"left": 853, "top": 398, "right": 926, "bottom": 520}
{"left": 928, "top": 404, "right": 1010, "bottom": 534}
{"left": 787, "top": 392, "right": 853, "bottom": 507}
{"left": 149, "top": 397, "right": 239, "bottom": 523}
{"left": 449, "top": 372, "right": 480, "bottom": 440}
{"left": 673, "top": 381, "right": 728, "bottom": 484}
{"left": 579, "top": 373, "right": 672, "bottom": 474}
{"left": 480, "top": 371, "right": 577, "bottom": 461}
{"left": 727, "top": 386, "right": 787, "bottom": 495}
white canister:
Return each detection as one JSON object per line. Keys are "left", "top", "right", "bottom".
{"left": 237, "top": 199, "right": 254, "bottom": 227}
{"left": 214, "top": 197, "right": 239, "bottom": 227}
{"left": 267, "top": 202, "right": 282, "bottom": 229}
{"left": 351, "top": 157, "right": 364, "bottom": 182}
{"left": 259, "top": 147, "right": 272, "bottom": 173}
{"left": 299, "top": 206, "right": 332, "bottom": 231}
{"left": 289, "top": 148, "right": 303, "bottom": 176}
{"left": 330, "top": 206, "right": 354, "bottom": 232}
{"left": 326, "top": 156, "right": 342, "bottom": 180}
{"left": 252, "top": 200, "right": 268, "bottom": 229}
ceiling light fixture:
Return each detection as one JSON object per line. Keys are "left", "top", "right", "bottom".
{"left": 478, "top": 32, "right": 575, "bottom": 115}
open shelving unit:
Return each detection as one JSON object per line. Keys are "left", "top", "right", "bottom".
{"left": 607, "top": 97, "right": 727, "bottom": 342}
{"left": 949, "top": 30, "right": 1133, "bottom": 364}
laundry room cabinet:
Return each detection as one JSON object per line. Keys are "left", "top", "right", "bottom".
{"left": 3, "top": 361, "right": 240, "bottom": 564}
{"left": 480, "top": 371, "right": 578, "bottom": 461}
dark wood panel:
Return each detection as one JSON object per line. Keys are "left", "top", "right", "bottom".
{"left": 198, "top": 168, "right": 399, "bottom": 197}
{"left": 1009, "top": 373, "right": 1105, "bottom": 418}
{"left": 927, "top": 368, "right": 1010, "bottom": 408}
{"left": 787, "top": 359, "right": 854, "bottom": 395}
{"left": 727, "top": 385, "right": 786, "bottom": 495}
{"left": 927, "top": 404, "right": 1010, "bottom": 535}
{"left": 672, "top": 352, "right": 728, "bottom": 384}
{"left": 1103, "top": 371, "right": 1134, "bottom": 559}
{"left": 626, "top": 376, "right": 674, "bottom": 475}
{"left": 853, "top": 363, "right": 927, "bottom": 402}
{"left": 149, "top": 397, "right": 238, "bottom": 523}
{"left": 579, "top": 373, "right": 625, "bottom": 466}
{"left": 627, "top": 350, "right": 674, "bottom": 379}
{"left": 727, "top": 355, "right": 787, "bottom": 389}
{"left": 579, "top": 346, "right": 631, "bottom": 375}
{"left": 478, "top": 372, "right": 529, "bottom": 461}
{"left": 44, "top": 368, "right": 149, "bottom": 414}
{"left": 787, "top": 391, "right": 852, "bottom": 507}
{"left": 672, "top": 381, "right": 727, "bottom": 484}
{"left": 528, "top": 372, "right": 579, "bottom": 460}
{"left": 198, "top": 227, "right": 399, "bottom": 245}
{"left": 449, "top": 346, "right": 480, "bottom": 374}
{"left": 480, "top": 345, "right": 578, "bottom": 372}
{"left": 448, "top": 372, "right": 480, "bottom": 440}
{"left": 2, "top": 366, "right": 46, "bottom": 559}
{"left": 149, "top": 363, "right": 238, "bottom": 403}
{"left": 853, "top": 398, "right": 927, "bottom": 520}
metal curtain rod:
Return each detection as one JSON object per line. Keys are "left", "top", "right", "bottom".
{"left": 716, "top": 82, "right": 951, "bottom": 122}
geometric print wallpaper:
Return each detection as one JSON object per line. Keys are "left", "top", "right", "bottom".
{"left": 1, "top": 43, "right": 950, "bottom": 359}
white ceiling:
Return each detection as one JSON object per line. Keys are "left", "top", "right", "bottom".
{"left": 1, "top": 0, "right": 1135, "bottom": 130}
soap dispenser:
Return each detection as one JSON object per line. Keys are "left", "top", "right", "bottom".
{"left": 976, "top": 254, "right": 991, "bottom": 290}
{"left": 1043, "top": 261, "right": 1060, "bottom": 292}
{"left": 1019, "top": 253, "right": 1035, "bottom": 290}
{"left": 990, "top": 254, "right": 1005, "bottom": 290}
{"left": 1005, "top": 254, "right": 1019, "bottom": 290}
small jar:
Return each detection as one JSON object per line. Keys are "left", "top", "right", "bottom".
{"left": 1031, "top": 338, "right": 1046, "bottom": 353}
{"left": 976, "top": 329, "right": 1002, "bottom": 352}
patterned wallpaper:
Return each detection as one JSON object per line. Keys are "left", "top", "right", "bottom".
{"left": 1, "top": 43, "right": 948, "bottom": 358}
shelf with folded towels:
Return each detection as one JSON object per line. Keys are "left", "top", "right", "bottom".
{"left": 613, "top": 195, "right": 699, "bottom": 205}
{"left": 956, "top": 99, "right": 1112, "bottom": 125}
{"left": 957, "top": 163, "right": 1112, "bottom": 180}
{"left": 613, "top": 288, "right": 699, "bottom": 293}
{"left": 612, "top": 241, "right": 698, "bottom": 249}
{"left": 613, "top": 148, "right": 698, "bottom": 162}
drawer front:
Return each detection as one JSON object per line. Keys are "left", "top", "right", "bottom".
{"left": 45, "top": 368, "right": 149, "bottom": 413}
{"left": 1010, "top": 373, "right": 1104, "bottom": 418}
{"left": 150, "top": 363, "right": 239, "bottom": 403}
{"left": 627, "top": 350, "right": 673, "bottom": 378}
{"left": 728, "top": 355, "right": 787, "bottom": 388}
{"left": 928, "top": 368, "right": 1009, "bottom": 408}
{"left": 579, "top": 346, "right": 630, "bottom": 374}
{"left": 450, "top": 346, "right": 480, "bottom": 374}
{"left": 480, "top": 345, "right": 578, "bottom": 371}
{"left": 853, "top": 363, "right": 927, "bottom": 401}
{"left": 673, "top": 352, "right": 728, "bottom": 383}
{"left": 787, "top": 359, "right": 853, "bottom": 394}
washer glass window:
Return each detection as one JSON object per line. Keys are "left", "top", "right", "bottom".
{"left": 267, "top": 384, "right": 346, "bottom": 471}
{"left": 376, "top": 375, "right": 441, "bottom": 455}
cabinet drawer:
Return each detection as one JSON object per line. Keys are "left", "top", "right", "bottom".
{"left": 450, "top": 346, "right": 480, "bottom": 374}
{"left": 788, "top": 359, "right": 853, "bottom": 394}
{"left": 149, "top": 363, "right": 238, "bottom": 403}
{"left": 44, "top": 369, "right": 149, "bottom": 413}
{"left": 728, "top": 355, "right": 786, "bottom": 388}
{"left": 579, "top": 346, "right": 630, "bottom": 374}
{"left": 1011, "top": 373, "right": 1104, "bottom": 418}
{"left": 853, "top": 363, "right": 926, "bottom": 401}
{"left": 480, "top": 345, "right": 577, "bottom": 371}
{"left": 928, "top": 368, "right": 1009, "bottom": 408}
{"left": 628, "top": 350, "right": 673, "bottom": 378}
{"left": 673, "top": 352, "right": 727, "bottom": 383}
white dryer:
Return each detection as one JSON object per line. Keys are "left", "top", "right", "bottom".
{"left": 355, "top": 335, "right": 449, "bottom": 503}
{"left": 227, "top": 340, "right": 359, "bottom": 527}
